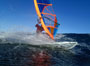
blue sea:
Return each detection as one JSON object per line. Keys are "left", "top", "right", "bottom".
{"left": 0, "top": 32, "right": 90, "bottom": 66}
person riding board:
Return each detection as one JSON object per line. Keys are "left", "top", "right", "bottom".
{"left": 35, "top": 17, "right": 44, "bottom": 33}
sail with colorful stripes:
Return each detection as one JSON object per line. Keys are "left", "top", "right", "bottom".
{"left": 34, "top": 0, "right": 60, "bottom": 40}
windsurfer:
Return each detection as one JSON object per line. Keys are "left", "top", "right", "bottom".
{"left": 35, "top": 18, "right": 44, "bottom": 33}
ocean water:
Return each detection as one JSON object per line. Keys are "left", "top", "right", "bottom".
{"left": 0, "top": 32, "right": 90, "bottom": 66}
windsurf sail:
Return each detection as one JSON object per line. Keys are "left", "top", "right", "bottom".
{"left": 34, "top": 0, "right": 60, "bottom": 40}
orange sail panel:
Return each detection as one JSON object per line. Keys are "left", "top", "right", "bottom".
{"left": 34, "top": 0, "right": 60, "bottom": 40}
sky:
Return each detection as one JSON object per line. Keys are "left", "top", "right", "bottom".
{"left": 0, "top": 0, "right": 90, "bottom": 33}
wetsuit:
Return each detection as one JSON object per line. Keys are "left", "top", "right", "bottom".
{"left": 35, "top": 24, "right": 44, "bottom": 33}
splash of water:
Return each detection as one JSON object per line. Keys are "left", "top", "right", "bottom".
{"left": 0, "top": 31, "right": 55, "bottom": 44}
{"left": 0, "top": 31, "right": 78, "bottom": 50}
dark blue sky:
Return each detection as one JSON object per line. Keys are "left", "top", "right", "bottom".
{"left": 0, "top": 0, "right": 90, "bottom": 33}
